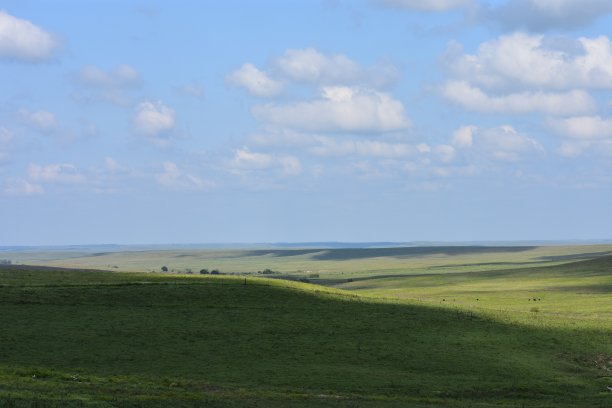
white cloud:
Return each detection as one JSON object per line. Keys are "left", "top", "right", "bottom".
{"left": 550, "top": 116, "right": 612, "bottom": 139}
{"left": 480, "top": 125, "right": 543, "bottom": 161}
{"left": 0, "top": 126, "right": 12, "bottom": 144}
{"left": 230, "top": 148, "right": 302, "bottom": 176}
{"left": 446, "top": 33, "right": 612, "bottom": 90}
{"left": 455, "top": 125, "right": 543, "bottom": 162}
{"left": 557, "top": 141, "right": 589, "bottom": 157}
{"left": 379, "top": 0, "right": 472, "bottom": 11}
{"left": 452, "top": 125, "right": 476, "bottom": 148}
{"left": 276, "top": 48, "right": 359, "bottom": 83}
{"left": 78, "top": 65, "right": 140, "bottom": 87}
{"left": 27, "top": 163, "right": 85, "bottom": 184}
{"left": 251, "top": 130, "right": 415, "bottom": 158}
{"left": 3, "top": 179, "right": 44, "bottom": 196}
{"left": 229, "top": 49, "right": 399, "bottom": 97}
{"left": 253, "top": 86, "right": 411, "bottom": 132}
{"left": 156, "top": 161, "right": 211, "bottom": 190}
{"left": 0, "top": 127, "right": 12, "bottom": 162}
{"left": 104, "top": 157, "right": 128, "bottom": 173}
{"left": 180, "top": 82, "right": 204, "bottom": 98}
{"left": 434, "top": 144, "right": 456, "bottom": 163}
{"left": 416, "top": 143, "right": 431, "bottom": 153}
{"left": 75, "top": 65, "right": 141, "bottom": 105}
{"left": 549, "top": 116, "right": 612, "bottom": 157}
{"left": 556, "top": 139, "right": 612, "bottom": 157}
{"left": 227, "top": 63, "right": 283, "bottom": 98}
{"left": 488, "top": 0, "right": 612, "bottom": 32}
{"left": 274, "top": 48, "right": 398, "bottom": 87}
{"left": 16, "top": 109, "right": 59, "bottom": 132}
{"left": 0, "top": 10, "right": 59, "bottom": 61}
{"left": 441, "top": 81, "right": 595, "bottom": 115}
{"left": 309, "top": 138, "right": 414, "bottom": 157}
{"left": 132, "top": 100, "right": 176, "bottom": 144}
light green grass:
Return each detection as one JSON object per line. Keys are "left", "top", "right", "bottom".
{"left": 1, "top": 246, "right": 611, "bottom": 406}
{"left": 0, "top": 261, "right": 611, "bottom": 407}
{"left": 335, "top": 255, "right": 612, "bottom": 330}
{"left": 5, "top": 244, "right": 612, "bottom": 279}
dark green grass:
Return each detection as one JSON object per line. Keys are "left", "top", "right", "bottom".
{"left": 0, "top": 268, "right": 610, "bottom": 407}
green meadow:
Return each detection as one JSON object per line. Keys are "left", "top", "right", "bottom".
{"left": 0, "top": 245, "right": 610, "bottom": 407}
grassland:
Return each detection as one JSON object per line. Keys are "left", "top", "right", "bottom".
{"left": 0, "top": 245, "right": 610, "bottom": 407}
{"left": 4, "top": 243, "right": 612, "bottom": 279}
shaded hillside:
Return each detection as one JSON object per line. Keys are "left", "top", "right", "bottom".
{"left": 0, "top": 268, "right": 609, "bottom": 407}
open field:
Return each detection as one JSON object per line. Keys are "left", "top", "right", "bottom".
{"left": 0, "top": 245, "right": 610, "bottom": 407}
{"left": 3, "top": 244, "right": 612, "bottom": 279}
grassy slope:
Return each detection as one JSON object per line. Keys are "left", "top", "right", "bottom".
{"left": 0, "top": 266, "right": 611, "bottom": 407}
{"left": 5, "top": 244, "right": 612, "bottom": 278}
{"left": 336, "top": 255, "right": 612, "bottom": 327}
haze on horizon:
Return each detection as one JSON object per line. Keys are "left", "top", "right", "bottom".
{"left": 1, "top": 0, "right": 611, "bottom": 246}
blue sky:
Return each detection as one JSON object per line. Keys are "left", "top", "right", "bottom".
{"left": 1, "top": 0, "right": 612, "bottom": 245}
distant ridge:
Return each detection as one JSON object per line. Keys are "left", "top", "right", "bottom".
{"left": 2, "top": 239, "right": 612, "bottom": 252}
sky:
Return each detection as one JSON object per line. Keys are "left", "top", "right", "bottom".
{"left": 1, "top": 0, "right": 612, "bottom": 246}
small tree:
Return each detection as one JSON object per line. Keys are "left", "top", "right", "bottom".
{"left": 161, "top": 266, "right": 168, "bottom": 272}
{"left": 199, "top": 269, "right": 209, "bottom": 274}
{"left": 210, "top": 269, "right": 220, "bottom": 275}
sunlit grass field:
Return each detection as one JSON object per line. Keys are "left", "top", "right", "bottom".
{"left": 5, "top": 244, "right": 612, "bottom": 277}
{"left": 0, "top": 245, "right": 610, "bottom": 407}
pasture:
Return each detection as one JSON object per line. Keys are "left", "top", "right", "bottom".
{"left": 0, "top": 244, "right": 610, "bottom": 407}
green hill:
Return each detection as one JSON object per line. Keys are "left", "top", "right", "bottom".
{"left": 0, "top": 265, "right": 610, "bottom": 407}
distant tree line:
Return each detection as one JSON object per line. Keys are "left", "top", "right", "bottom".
{"left": 0, "top": 259, "right": 12, "bottom": 265}
{"left": 199, "top": 269, "right": 220, "bottom": 275}
{"left": 160, "top": 266, "right": 221, "bottom": 275}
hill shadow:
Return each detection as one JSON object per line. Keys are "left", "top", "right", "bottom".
{"left": 311, "top": 246, "right": 536, "bottom": 261}
{"left": 239, "top": 246, "right": 536, "bottom": 261}
{"left": 0, "top": 268, "right": 609, "bottom": 406}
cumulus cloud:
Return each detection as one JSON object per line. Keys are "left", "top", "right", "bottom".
{"left": 274, "top": 48, "right": 398, "bottom": 87}
{"left": 180, "top": 82, "right": 204, "bottom": 98}
{"left": 27, "top": 163, "right": 85, "bottom": 184}
{"left": 0, "top": 126, "right": 12, "bottom": 144}
{"left": 275, "top": 48, "right": 361, "bottom": 84}
{"left": 452, "top": 124, "right": 543, "bottom": 161}
{"left": 253, "top": 86, "right": 411, "bottom": 132}
{"left": 229, "top": 48, "right": 399, "bottom": 97}
{"left": 479, "top": 125, "right": 543, "bottom": 161}
{"left": 550, "top": 115, "right": 612, "bottom": 139}
{"left": 452, "top": 125, "right": 476, "bottom": 148}
{"left": 0, "top": 10, "right": 59, "bottom": 61}
{"left": 487, "top": 0, "right": 612, "bottom": 32}
{"left": 226, "top": 63, "right": 283, "bottom": 98}
{"left": 230, "top": 148, "right": 302, "bottom": 176}
{"left": 16, "top": 109, "right": 58, "bottom": 132}
{"left": 549, "top": 115, "right": 612, "bottom": 157}
{"left": 104, "top": 157, "right": 128, "bottom": 173}
{"left": 441, "top": 81, "right": 595, "bottom": 115}
{"left": 309, "top": 138, "right": 414, "bottom": 157}
{"left": 446, "top": 33, "right": 612, "bottom": 90}
{"left": 132, "top": 100, "right": 176, "bottom": 145}
{"left": 156, "top": 161, "right": 212, "bottom": 190}
{"left": 378, "top": 0, "right": 472, "bottom": 11}
{"left": 78, "top": 65, "right": 140, "bottom": 87}
{"left": 434, "top": 144, "right": 456, "bottom": 163}
{"left": 74, "top": 65, "right": 141, "bottom": 105}
{"left": 3, "top": 179, "right": 44, "bottom": 196}
{"left": 0, "top": 127, "right": 11, "bottom": 162}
